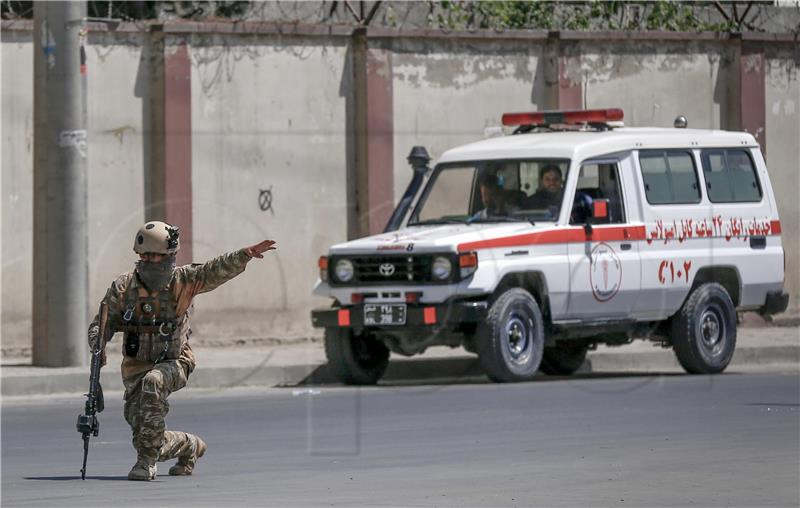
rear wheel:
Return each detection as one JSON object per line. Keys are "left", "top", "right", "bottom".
{"left": 476, "top": 288, "right": 544, "bottom": 382}
{"left": 324, "top": 327, "right": 390, "bottom": 385}
{"left": 671, "top": 283, "right": 737, "bottom": 374}
{"left": 539, "top": 342, "right": 589, "bottom": 375}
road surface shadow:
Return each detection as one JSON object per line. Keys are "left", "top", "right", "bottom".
{"left": 295, "top": 357, "right": 692, "bottom": 387}
{"left": 25, "top": 475, "right": 128, "bottom": 481}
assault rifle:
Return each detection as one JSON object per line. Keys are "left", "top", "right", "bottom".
{"left": 76, "top": 301, "right": 107, "bottom": 480}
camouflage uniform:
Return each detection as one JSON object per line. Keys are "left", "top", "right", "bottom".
{"left": 88, "top": 249, "right": 252, "bottom": 478}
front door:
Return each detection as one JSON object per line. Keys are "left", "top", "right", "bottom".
{"left": 565, "top": 159, "right": 641, "bottom": 320}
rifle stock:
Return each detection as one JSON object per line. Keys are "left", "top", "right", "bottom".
{"left": 77, "top": 301, "right": 108, "bottom": 480}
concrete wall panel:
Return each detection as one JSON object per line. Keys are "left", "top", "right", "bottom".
{"left": 189, "top": 35, "right": 349, "bottom": 339}
{"left": 580, "top": 41, "right": 728, "bottom": 129}
{"left": 86, "top": 32, "right": 148, "bottom": 311}
{"left": 1, "top": 31, "right": 34, "bottom": 345}
{"left": 765, "top": 47, "right": 800, "bottom": 312}
{"left": 390, "top": 40, "right": 545, "bottom": 201}
{"left": 2, "top": 31, "right": 147, "bottom": 350}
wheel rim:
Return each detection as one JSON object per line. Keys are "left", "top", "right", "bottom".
{"left": 697, "top": 303, "right": 726, "bottom": 357}
{"left": 502, "top": 312, "right": 534, "bottom": 366}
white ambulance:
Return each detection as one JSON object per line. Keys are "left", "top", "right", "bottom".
{"left": 311, "top": 108, "right": 789, "bottom": 384}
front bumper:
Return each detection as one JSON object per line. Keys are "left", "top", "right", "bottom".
{"left": 759, "top": 291, "right": 789, "bottom": 317}
{"left": 311, "top": 300, "right": 488, "bottom": 329}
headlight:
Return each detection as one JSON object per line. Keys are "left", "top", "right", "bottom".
{"left": 334, "top": 259, "right": 354, "bottom": 283}
{"left": 431, "top": 256, "right": 452, "bottom": 280}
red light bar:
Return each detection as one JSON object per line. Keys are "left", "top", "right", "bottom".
{"left": 501, "top": 108, "right": 624, "bottom": 127}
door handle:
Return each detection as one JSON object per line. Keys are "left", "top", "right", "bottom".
{"left": 620, "top": 243, "right": 632, "bottom": 251}
{"left": 749, "top": 236, "right": 766, "bottom": 249}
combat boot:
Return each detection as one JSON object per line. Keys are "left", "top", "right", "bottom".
{"left": 168, "top": 435, "right": 207, "bottom": 476}
{"left": 127, "top": 456, "right": 157, "bottom": 481}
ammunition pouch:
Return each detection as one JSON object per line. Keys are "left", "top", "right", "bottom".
{"left": 122, "top": 321, "right": 182, "bottom": 362}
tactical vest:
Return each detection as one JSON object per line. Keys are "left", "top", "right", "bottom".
{"left": 119, "top": 278, "right": 187, "bottom": 363}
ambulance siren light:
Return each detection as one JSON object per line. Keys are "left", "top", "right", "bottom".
{"left": 501, "top": 108, "right": 624, "bottom": 127}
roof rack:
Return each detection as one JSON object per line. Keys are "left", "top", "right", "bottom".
{"left": 502, "top": 108, "right": 624, "bottom": 134}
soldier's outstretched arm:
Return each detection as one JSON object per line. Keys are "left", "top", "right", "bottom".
{"left": 179, "top": 240, "right": 277, "bottom": 296}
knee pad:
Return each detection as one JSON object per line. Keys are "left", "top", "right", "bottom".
{"left": 142, "top": 370, "right": 164, "bottom": 396}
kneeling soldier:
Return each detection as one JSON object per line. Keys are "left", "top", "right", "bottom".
{"left": 87, "top": 221, "right": 276, "bottom": 481}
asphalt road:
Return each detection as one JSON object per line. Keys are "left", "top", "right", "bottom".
{"left": 2, "top": 371, "right": 799, "bottom": 507}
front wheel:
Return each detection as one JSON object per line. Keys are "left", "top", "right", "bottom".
{"left": 671, "top": 283, "right": 737, "bottom": 374}
{"left": 476, "top": 288, "right": 544, "bottom": 382}
{"left": 324, "top": 327, "right": 390, "bottom": 385}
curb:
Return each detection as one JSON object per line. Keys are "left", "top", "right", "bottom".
{"left": 2, "top": 345, "right": 798, "bottom": 398}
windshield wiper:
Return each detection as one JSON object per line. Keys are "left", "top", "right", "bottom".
{"left": 409, "top": 218, "right": 468, "bottom": 226}
{"left": 466, "top": 216, "right": 528, "bottom": 224}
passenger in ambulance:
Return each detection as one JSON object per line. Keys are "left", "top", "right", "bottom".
{"left": 523, "top": 164, "right": 564, "bottom": 217}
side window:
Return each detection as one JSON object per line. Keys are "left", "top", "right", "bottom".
{"left": 700, "top": 149, "right": 762, "bottom": 203}
{"left": 570, "top": 162, "right": 625, "bottom": 225}
{"left": 726, "top": 150, "right": 762, "bottom": 202}
{"left": 638, "top": 150, "right": 701, "bottom": 204}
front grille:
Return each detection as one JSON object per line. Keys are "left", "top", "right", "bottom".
{"left": 352, "top": 255, "right": 432, "bottom": 283}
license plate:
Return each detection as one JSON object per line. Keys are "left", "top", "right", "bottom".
{"left": 364, "top": 304, "right": 407, "bottom": 326}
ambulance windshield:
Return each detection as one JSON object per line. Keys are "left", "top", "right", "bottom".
{"left": 408, "top": 159, "right": 570, "bottom": 226}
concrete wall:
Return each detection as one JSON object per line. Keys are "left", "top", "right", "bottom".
{"left": 2, "top": 26, "right": 798, "bottom": 354}
{"left": 579, "top": 41, "right": 729, "bottom": 128}
{"left": 765, "top": 46, "right": 800, "bottom": 312}
{"left": 2, "top": 29, "right": 148, "bottom": 350}
{"left": 390, "top": 39, "right": 546, "bottom": 203}
{"left": 1, "top": 30, "right": 34, "bottom": 345}
{"left": 188, "top": 33, "right": 349, "bottom": 339}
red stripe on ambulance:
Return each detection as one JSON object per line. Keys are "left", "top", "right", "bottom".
{"left": 457, "top": 225, "right": 647, "bottom": 252}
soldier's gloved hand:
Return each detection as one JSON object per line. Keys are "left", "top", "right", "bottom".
{"left": 245, "top": 240, "right": 277, "bottom": 259}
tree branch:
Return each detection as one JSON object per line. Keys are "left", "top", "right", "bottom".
{"left": 363, "top": 1, "right": 382, "bottom": 26}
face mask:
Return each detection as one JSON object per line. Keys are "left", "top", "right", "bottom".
{"left": 136, "top": 255, "right": 176, "bottom": 291}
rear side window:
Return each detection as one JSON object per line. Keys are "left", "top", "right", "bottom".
{"left": 638, "top": 150, "right": 701, "bottom": 204}
{"left": 700, "top": 149, "right": 762, "bottom": 203}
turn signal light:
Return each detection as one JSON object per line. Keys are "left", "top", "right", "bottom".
{"left": 405, "top": 291, "right": 422, "bottom": 303}
{"left": 351, "top": 293, "right": 364, "bottom": 304}
{"left": 318, "top": 256, "right": 329, "bottom": 282}
{"left": 459, "top": 252, "right": 478, "bottom": 278}
{"left": 502, "top": 108, "right": 624, "bottom": 127}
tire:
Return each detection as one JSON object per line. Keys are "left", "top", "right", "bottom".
{"left": 671, "top": 282, "right": 737, "bottom": 374}
{"left": 324, "top": 327, "right": 390, "bottom": 385}
{"left": 476, "top": 288, "right": 544, "bottom": 382}
{"left": 539, "top": 342, "right": 589, "bottom": 376}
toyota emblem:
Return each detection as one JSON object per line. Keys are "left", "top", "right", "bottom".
{"left": 379, "top": 263, "right": 396, "bottom": 276}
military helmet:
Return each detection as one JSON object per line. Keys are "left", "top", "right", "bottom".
{"left": 133, "top": 221, "right": 180, "bottom": 254}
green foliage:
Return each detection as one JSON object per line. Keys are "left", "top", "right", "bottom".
{"left": 1, "top": 0, "right": 785, "bottom": 34}
{"left": 426, "top": 1, "right": 762, "bottom": 33}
